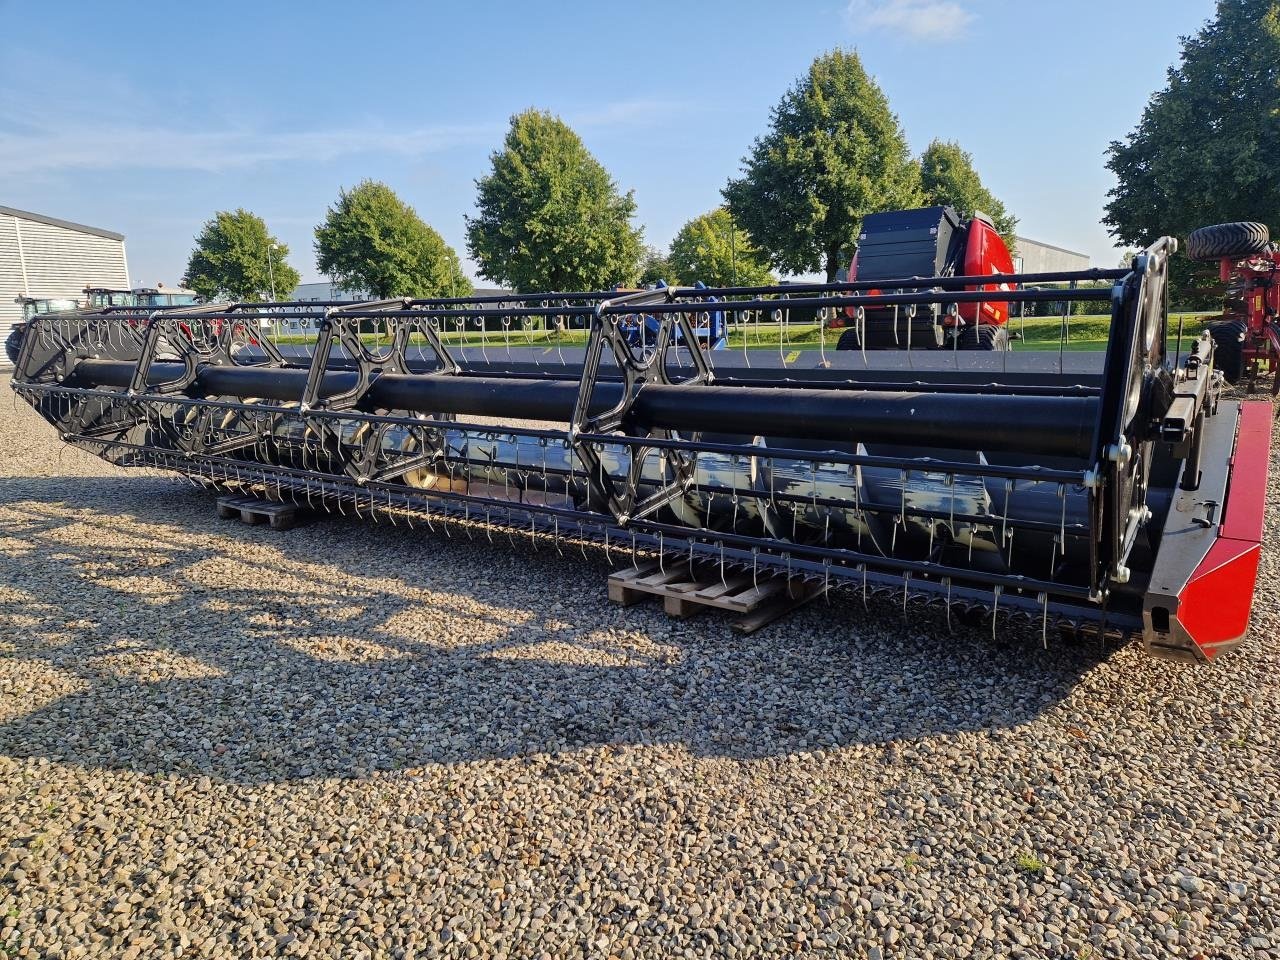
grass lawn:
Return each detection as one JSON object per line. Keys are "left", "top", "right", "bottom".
{"left": 274, "top": 313, "right": 1217, "bottom": 353}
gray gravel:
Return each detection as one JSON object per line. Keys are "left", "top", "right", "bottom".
{"left": 1, "top": 390, "right": 1277, "bottom": 959}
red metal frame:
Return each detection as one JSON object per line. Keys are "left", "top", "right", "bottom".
{"left": 1177, "top": 401, "right": 1273, "bottom": 659}
{"left": 1217, "top": 253, "right": 1280, "bottom": 394}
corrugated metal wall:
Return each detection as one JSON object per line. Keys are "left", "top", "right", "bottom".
{"left": 1, "top": 212, "right": 129, "bottom": 356}
{"left": 1013, "top": 238, "right": 1090, "bottom": 274}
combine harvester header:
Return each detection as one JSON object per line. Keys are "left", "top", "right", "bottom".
{"left": 10, "top": 229, "right": 1271, "bottom": 662}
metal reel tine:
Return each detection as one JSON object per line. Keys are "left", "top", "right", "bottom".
{"left": 1039, "top": 592, "right": 1050, "bottom": 650}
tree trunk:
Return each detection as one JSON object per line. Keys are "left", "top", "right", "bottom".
{"left": 825, "top": 248, "right": 841, "bottom": 283}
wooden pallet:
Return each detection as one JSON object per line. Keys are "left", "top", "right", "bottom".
{"left": 216, "top": 494, "right": 305, "bottom": 531}
{"left": 607, "top": 560, "right": 824, "bottom": 634}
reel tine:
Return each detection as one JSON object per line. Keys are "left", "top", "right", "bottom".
{"left": 1039, "top": 592, "right": 1050, "bottom": 650}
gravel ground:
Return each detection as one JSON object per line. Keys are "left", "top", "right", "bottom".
{"left": 0, "top": 390, "right": 1277, "bottom": 960}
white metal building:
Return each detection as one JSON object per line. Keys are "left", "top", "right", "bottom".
{"left": 1, "top": 205, "right": 129, "bottom": 348}
{"left": 288, "top": 281, "right": 367, "bottom": 303}
{"left": 1013, "top": 237, "right": 1089, "bottom": 274}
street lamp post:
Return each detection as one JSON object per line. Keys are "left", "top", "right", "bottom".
{"left": 267, "top": 243, "right": 279, "bottom": 301}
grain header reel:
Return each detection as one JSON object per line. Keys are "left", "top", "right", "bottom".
{"left": 10, "top": 233, "right": 1271, "bottom": 662}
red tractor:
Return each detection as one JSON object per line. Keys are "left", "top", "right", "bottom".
{"left": 1188, "top": 221, "right": 1280, "bottom": 393}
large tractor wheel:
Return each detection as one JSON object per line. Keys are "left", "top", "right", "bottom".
{"left": 1209, "top": 318, "right": 1247, "bottom": 384}
{"left": 1186, "top": 222, "right": 1271, "bottom": 262}
{"left": 4, "top": 323, "right": 24, "bottom": 365}
{"left": 953, "top": 324, "right": 1006, "bottom": 351}
{"left": 835, "top": 327, "right": 863, "bottom": 351}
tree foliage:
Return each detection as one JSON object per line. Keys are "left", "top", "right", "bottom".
{"left": 668, "top": 208, "right": 775, "bottom": 287}
{"left": 1104, "top": 1, "right": 1280, "bottom": 304}
{"left": 723, "top": 50, "right": 921, "bottom": 281}
{"left": 315, "top": 180, "right": 471, "bottom": 299}
{"left": 466, "top": 110, "right": 643, "bottom": 292}
{"left": 182, "top": 209, "right": 300, "bottom": 302}
{"left": 919, "top": 139, "right": 1017, "bottom": 247}
{"left": 637, "top": 246, "right": 675, "bottom": 287}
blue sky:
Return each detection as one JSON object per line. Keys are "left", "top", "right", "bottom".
{"left": 2, "top": 0, "right": 1214, "bottom": 288}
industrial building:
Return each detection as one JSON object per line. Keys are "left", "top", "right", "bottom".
{"left": 1013, "top": 236, "right": 1090, "bottom": 273}
{"left": 1, "top": 205, "right": 129, "bottom": 352}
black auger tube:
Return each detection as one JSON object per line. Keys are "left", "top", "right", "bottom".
{"left": 370, "top": 374, "right": 623, "bottom": 421}
{"left": 628, "top": 384, "right": 1095, "bottom": 458}
{"left": 69, "top": 360, "right": 1096, "bottom": 457}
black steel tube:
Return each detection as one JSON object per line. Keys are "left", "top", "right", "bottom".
{"left": 322, "top": 286, "right": 1114, "bottom": 322}
{"left": 628, "top": 384, "right": 1094, "bottom": 458}
{"left": 681, "top": 268, "right": 1129, "bottom": 299}
{"left": 369, "top": 374, "right": 623, "bottom": 420}
{"left": 70, "top": 361, "right": 1096, "bottom": 457}
{"left": 72, "top": 359, "right": 360, "bottom": 401}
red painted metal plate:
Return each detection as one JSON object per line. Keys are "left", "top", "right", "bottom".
{"left": 1182, "top": 401, "right": 1272, "bottom": 656}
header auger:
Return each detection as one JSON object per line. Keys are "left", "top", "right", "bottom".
{"left": 10, "top": 226, "right": 1271, "bottom": 663}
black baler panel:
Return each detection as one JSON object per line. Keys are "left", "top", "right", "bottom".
{"left": 857, "top": 205, "right": 962, "bottom": 283}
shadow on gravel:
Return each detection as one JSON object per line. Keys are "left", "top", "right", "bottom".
{"left": 0, "top": 473, "right": 1117, "bottom": 783}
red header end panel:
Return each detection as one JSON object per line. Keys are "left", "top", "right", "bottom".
{"left": 960, "top": 218, "right": 1014, "bottom": 328}
{"left": 1144, "top": 401, "right": 1272, "bottom": 661}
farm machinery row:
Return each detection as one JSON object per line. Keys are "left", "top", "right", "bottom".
{"left": 9, "top": 209, "right": 1273, "bottom": 663}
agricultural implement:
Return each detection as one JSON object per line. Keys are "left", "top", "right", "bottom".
{"left": 1189, "top": 220, "right": 1280, "bottom": 394}
{"left": 830, "top": 205, "right": 1016, "bottom": 351}
{"left": 10, "top": 233, "right": 1271, "bottom": 662}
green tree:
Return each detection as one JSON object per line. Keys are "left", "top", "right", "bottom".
{"left": 668, "top": 208, "right": 775, "bottom": 287}
{"left": 467, "top": 110, "right": 643, "bottom": 292}
{"left": 182, "top": 209, "right": 300, "bottom": 302}
{"left": 1104, "top": 1, "right": 1280, "bottom": 304}
{"left": 315, "top": 180, "right": 471, "bottom": 299}
{"left": 637, "top": 245, "right": 675, "bottom": 287}
{"left": 919, "top": 139, "right": 1017, "bottom": 247}
{"left": 723, "top": 50, "right": 921, "bottom": 281}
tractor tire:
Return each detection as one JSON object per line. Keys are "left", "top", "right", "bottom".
{"left": 4, "top": 323, "right": 24, "bottom": 366}
{"left": 835, "top": 327, "right": 864, "bottom": 351}
{"left": 1209, "top": 318, "right": 1247, "bottom": 384}
{"left": 953, "top": 324, "right": 1006, "bottom": 351}
{"left": 1186, "top": 222, "right": 1271, "bottom": 262}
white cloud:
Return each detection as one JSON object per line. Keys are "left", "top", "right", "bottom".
{"left": 0, "top": 95, "right": 685, "bottom": 178}
{"left": 846, "top": 0, "right": 974, "bottom": 41}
